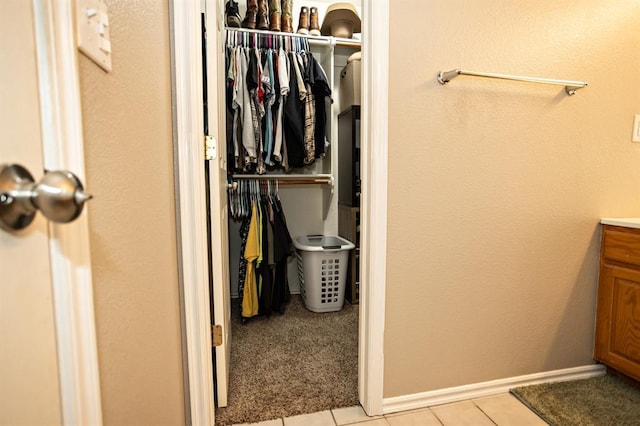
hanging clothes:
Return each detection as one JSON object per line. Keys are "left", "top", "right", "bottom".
{"left": 224, "top": 30, "right": 331, "bottom": 175}
{"left": 283, "top": 50, "right": 306, "bottom": 168}
{"left": 273, "top": 47, "right": 289, "bottom": 165}
{"left": 269, "top": 194, "right": 292, "bottom": 313}
{"left": 241, "top": 203, "right": 260, "bottom": 318}
{"left": 229, "top": 180, "right": 293, "bottom": 321}
{"left": 306, "top": 52, "right": 332, "bottom": 158}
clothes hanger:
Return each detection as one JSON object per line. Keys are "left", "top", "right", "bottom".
{"left": 236, "top": 179, "right": 242, "bottom": 219}
{"left": 249, "top": 180, "right": 255, "bottom": 208}
{"left": 234, "top": 181, "right": 241, "bottom": 219}
{"left": 234, "top": 184, "right": 240, "bottom": 219}
{"left": 228, "top": 180, "right": 236, "bottom": 218}
{"left": 240, "top": 179, "right": 247, "bottom": 218}
{"left": 268, "top": 180, "right": 275, "bottom": 202}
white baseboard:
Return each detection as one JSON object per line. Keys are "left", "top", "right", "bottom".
{"left": 383, "top": 364, "right": 606, "bottom": 415}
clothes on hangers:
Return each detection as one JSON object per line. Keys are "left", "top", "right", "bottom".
{"left": 241, "top": 203, "right": 260, "bottom": 318}
{"left": 230, "top": 180, "right": 293, "bottom": 320}
{"left": 225, "top": 31, "right": 331, "bottom": 174}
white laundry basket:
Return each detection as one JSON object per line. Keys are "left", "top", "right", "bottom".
{"left": 293, "top": 235, "right": 355, "bottom": 313}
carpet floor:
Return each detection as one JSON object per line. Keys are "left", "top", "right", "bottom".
{"left": 510, "top": 373, "right": 640, "bottom": 426}
{"left": 214, "top": 295, "right": 359, "bottom": 426}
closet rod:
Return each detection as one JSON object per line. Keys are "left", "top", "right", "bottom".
{"left": 335, "top": 39, "right": 362, "bottom": 49}
{"left": 230, "top": 174, "right": 334, "bottom": 186}
{"left": 437, "top": 69, "right": 588, "bottom": 96}
{"left": 225, "top": 27, "right": 361, "bottom": 48}
{"left": 226, "top": 27, "right": 332, "bottom": 46}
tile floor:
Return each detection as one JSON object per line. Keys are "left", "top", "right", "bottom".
{"left": 233, "top": 392, "right": 546, "bottom": 426}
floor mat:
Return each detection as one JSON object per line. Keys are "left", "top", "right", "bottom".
{"left": 510, "top": 373, "right": 640, "bottom": 426}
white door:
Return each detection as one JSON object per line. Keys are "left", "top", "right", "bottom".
{"left": 205, "top": 0, "right": 232, "bottom": 407}
{"left": 0, "top": 2, "right": 62, "bottom": 423}
{"left": 0, "top": 1, "right": 101, "bottom": 424}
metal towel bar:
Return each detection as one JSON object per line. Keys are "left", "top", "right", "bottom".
{"left": 437, "top": 69, "right": 588, "bottom": 96}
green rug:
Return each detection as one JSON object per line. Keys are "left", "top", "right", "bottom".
{"left": 510, "top": 374, "right": 640, "bottom": 426}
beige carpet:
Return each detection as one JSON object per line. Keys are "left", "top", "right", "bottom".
{"left": 214, "top": 295, "right": 359, "bottom": 426}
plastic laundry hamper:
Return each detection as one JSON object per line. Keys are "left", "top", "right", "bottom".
{"left": 293, "top": 235, "right": 355, "bottom": 313}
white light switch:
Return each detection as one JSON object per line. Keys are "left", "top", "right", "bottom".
{"left": 77, "top": 0, "right": 112, "bottom": 72}
{"left": 633, "top": 114, "right": 640, "bottom": 143}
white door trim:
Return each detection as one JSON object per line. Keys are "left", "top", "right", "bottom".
{"left": 171, "top": 0, "right": 390, "bottom": 421}
{"left": 32, "top": 0, "right": 102, "bottom": 424}
{"left": 358, "top": 0, "right": 388, "bottom": 416}
{"left": 169, "top": 1, "right": 216, "bottom": 425}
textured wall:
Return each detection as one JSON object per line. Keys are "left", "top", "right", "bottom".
{"left": 78, "top": 1, "right": 185, "bottom": 423}
{"left": 384, "top": 0, "right": 640, "bottom": 397}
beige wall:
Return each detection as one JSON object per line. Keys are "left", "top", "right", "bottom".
{"left": 79, "top": 1, "right": 185, "bottom": 424}
{"left": 385, "top": 0, "right": 640, "bottom": 397}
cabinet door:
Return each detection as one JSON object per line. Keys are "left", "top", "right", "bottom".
{"left": 595, "top": 264, "right": 640, "bottom": 380}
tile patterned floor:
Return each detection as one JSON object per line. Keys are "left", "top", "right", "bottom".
{"left": 232, "top": 392, "right": 546, "bottom": 425}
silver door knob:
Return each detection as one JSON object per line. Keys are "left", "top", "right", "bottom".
{"left": 0, "top": 164, "right": 92, "bottom": 231}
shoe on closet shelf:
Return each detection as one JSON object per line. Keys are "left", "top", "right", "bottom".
{"left": 256, "top": 0, "right": 270, "bottom": 30}
{"left": 225, "top": 0, "right": 241, "bottom": 28}
{"left": 297, "top": 6, "right": 310, "bottom": 35}
{"left": 268, "top": 0, "right": 281, "bottom": 32}
{"left": 281, "top": 0, "right": 294, "bottom": 33}
{"left": 242, "top": 0, "right": 258, "bottom": 29}
{"left": 309, "top": 7, "right": 320, "bottom": 36}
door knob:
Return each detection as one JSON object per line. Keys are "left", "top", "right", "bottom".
{"left": 0, "top": 164, "right": 92, "bottom": 231}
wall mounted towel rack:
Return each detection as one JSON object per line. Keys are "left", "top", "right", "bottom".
{"left": 437, "top": 69, "right": 588, "bottom": 96}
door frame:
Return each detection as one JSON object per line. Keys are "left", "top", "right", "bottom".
{"left": 171, "top": 0, "right": 389, "bottom": 422}
{"left": 357, "top": 0, "right": 389, "bottom": 416}
{"left": 31, "top": 0, "right": 103, "bottom": 424}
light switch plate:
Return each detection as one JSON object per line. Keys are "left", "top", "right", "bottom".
{"left": 76, "top": 0, "right": 112, "bottom": 72}
{"left": 633, "top": 114, "right": 640, "bottom": 143}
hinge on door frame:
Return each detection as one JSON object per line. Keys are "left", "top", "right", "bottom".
{"left": 211, "top": 324, "right": 223, "bottom": 347}
{"left": 205, "top": 135, "right": 217, "bottom": 160}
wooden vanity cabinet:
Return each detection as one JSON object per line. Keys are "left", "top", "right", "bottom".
{"left": 594, "top": 225, "right": 640, "bottom": 380}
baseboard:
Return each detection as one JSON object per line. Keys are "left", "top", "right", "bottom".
{"left": 382, "top": 364, "right": 606, "bottom": 415}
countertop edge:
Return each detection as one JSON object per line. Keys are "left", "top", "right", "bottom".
{"left": 600, "top": 218, "right": 640, "bottom": 229}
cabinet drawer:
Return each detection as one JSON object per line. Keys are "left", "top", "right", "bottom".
{"left": 602, "top": 226, "right": 640, "bottom": 267}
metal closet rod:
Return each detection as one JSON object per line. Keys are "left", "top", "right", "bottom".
{"left": 437, "top": 69, "right": 588, "bottom": 96}
{"left": 229, "top": 174, "right": 334, "bottom": 186}
{"left": 225, "top": 27, "right": 362, "bottom": 48}
{"left": 226, "top": 27, "right": 330, "bottom": 46}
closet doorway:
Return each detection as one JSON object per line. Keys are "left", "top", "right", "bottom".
{"left": 171, "top": 1, "right": 388, "bottom": 424}
{"left": 208, "top": 1, "right": 362, "bottom": 423}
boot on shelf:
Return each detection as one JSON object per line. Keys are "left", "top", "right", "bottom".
{"left": 256, "top": 0, "right": 269, "bottom": 30}
{"left": 269, "top": 0, "right": 281, "bottom": 32}
{"left": 242, "top": 0, "right": 258, "bottom": 29}
{"left": 297, "top": 6, "right": 309, "bottom": 35}
{"left": 281, "top": 0, "right": 293, "bottom": 33}
{"left": 309, "top": 6, "right": 320, "bottom": 36}
{"left": 225, "top": 0, "right": 241, "bottom": 28}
